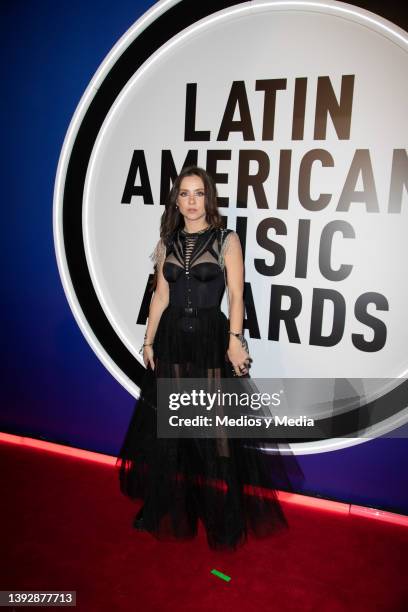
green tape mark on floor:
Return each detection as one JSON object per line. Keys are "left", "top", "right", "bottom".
{"left": 211, "top": 569, "right": 231, "bottom": 582}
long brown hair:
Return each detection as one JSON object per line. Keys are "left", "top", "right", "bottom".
{"left": 150, "top": 166, "right": 225, "bottom": 290}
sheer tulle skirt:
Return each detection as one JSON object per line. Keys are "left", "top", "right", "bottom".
{"left": 116, "top": 305, "right": 303, "bottom": 550}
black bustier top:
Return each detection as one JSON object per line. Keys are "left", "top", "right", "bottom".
{"left": 163, "top": 226, "right": 231, "bottom": 308}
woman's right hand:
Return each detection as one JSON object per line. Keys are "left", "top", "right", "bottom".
{"left": 143, "top": 345, "right": 155, "bottom": 370}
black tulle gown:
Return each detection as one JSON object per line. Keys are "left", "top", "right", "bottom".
{"left": 116, "top": 225, "right": 304, "bottom": 550}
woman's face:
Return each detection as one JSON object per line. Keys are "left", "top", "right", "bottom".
{"left": 177, "top": 175, "right": 207, "bottom": 223}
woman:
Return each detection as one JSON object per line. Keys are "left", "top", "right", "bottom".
{"left": 116, "top": 165, "right": 302, "bottom": 550}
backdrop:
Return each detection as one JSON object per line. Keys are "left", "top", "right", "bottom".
{"left": 2, "top": 0, "right": 408, "bottom": 513}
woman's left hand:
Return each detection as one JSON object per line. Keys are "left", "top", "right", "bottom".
{"left": 227, "top": 339, "right": 251, "bottom": 377}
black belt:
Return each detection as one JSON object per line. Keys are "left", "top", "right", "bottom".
{"left": 181, "top": 306, "right": 198, "bottom": 317}
{"left": 171, "top": 305, "right": 217, "bottom": 317}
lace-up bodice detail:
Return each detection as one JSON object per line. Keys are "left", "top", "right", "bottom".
{"left": 184, "top": 235, "right": 196, "bottom": 273}
{"left": 160, "top": 226, "right": 234, "bottom": 309}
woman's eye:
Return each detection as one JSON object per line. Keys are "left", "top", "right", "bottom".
{"left": 178, "top": 190, "right": 205, "bottom": 197}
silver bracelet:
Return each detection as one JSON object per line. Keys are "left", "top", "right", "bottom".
{"left": 139, "top": 342, "right": 153, "bottom": 354}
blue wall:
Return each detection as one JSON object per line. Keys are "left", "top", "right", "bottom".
{"left": 1, "top": 0, "right": 408, "bottom": 515}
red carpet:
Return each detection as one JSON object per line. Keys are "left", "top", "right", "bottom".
{"left": 1, "top": 441, "right": 408, "bottom": 611}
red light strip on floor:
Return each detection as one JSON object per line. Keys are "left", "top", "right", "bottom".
{"left": 0, "top": 431, "right": 116, "bottom": 466}
{"left": 1, "top": 431, "right": 407, "bottom": 527}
